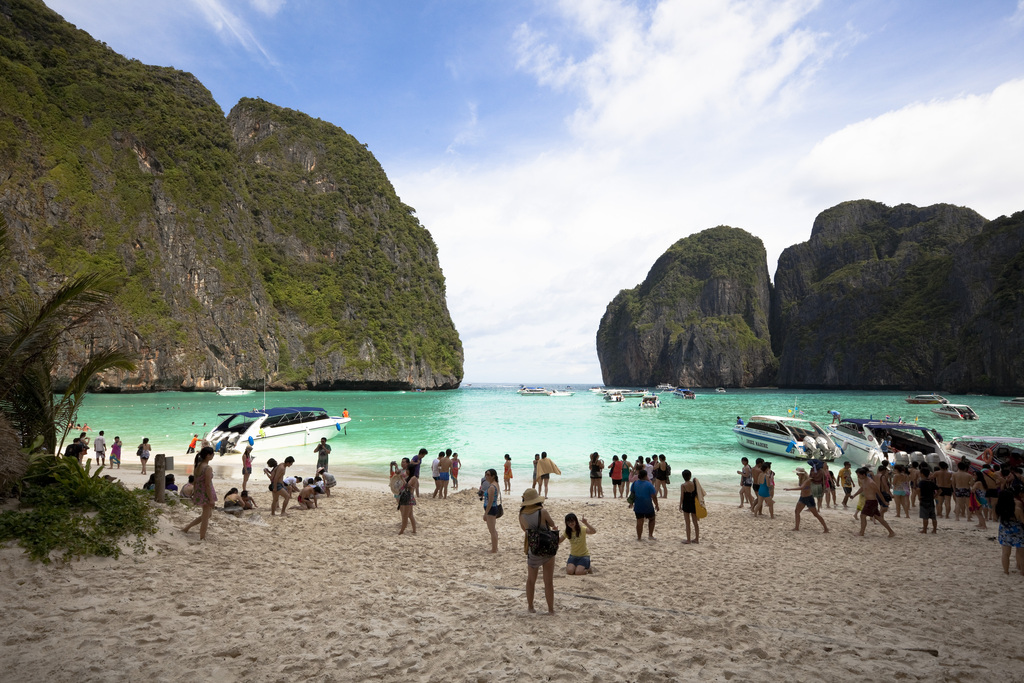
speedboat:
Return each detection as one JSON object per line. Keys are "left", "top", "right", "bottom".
{"left": 733, "top": 416, "right": 838, "bottom": 461}
{"left": 904, "top": 393, "right": 949, "bottom": 405}
{"left": 549, "top": 390, "right": 574, "bottom": 397}
{"left": 621, "top": 389, "right": 647, "bottom": 398}
{"left": 640, "top": 395, "right": 660, "bottom": 408}
{"left": 947, "top": 436, "right": 1024, "bottom": 471}
{"left": 716, "top": 387, "right": 726, "bottom": 394}
{"left": 672, "top": 389, "right": 696, "bottom": 399}
{"left": 206, "top": 407, "right": 350, "bottom": 452}
{"left": 518, "top": 387, "right": 552, "bottom": 396}
{"left": 655, "top": 383, "right": 676, "bottom": 392}
{"left": 930, "top": 404, "right": 979, "bottom": 420}
{"left": 826, "top": 418, "right": 952, "bottom": 469}
{"left": 217, "top": 386, "right": 255, "bottom": 396}
{"left": 589, "top": 387, "right": 605, "bottom": 393}
{"left": 604, "top": 391, "right": 624, "bottom": 402}
{"left": 1000, "top": 397, "right": 1024, "bottom": 407}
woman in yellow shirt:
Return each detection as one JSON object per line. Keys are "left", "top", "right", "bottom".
{"left": 559, "top": 513, "right": 597, "bottom": 575}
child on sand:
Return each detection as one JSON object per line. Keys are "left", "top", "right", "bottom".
{"left": 849, "top": 467, "right": 896, "bottom": 537}
{"left": 240, "top": 490, "right": 257, "bottom": 509}
{"left": 560, "top": 513, "right": 596, "bottom": 575}
{"left": 451, "top": 453, "right": 461, "bottom": 491}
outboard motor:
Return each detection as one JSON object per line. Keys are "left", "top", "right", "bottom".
{"left": 803, "top": 436, "right": 817, "bottom": 458}
{"left": 815, "top": 436, "right": 834, "bottom": 457}
{"left": 925, "top": 452, "right": 942, "bottom": 468}
{"left": 895, "top": 452, "right": 910, "bottom": 467}
{"left": 910, "top": 451, "right": 925, "bottom": 464}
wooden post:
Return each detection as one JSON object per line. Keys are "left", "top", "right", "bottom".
{"left": 154, "top": 454, "right": 166, "bottom": 503}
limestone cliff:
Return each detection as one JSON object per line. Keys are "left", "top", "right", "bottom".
{"left": 0, "top": 0, "right": 462, "bottom": 390}
{"left": 596, "top": 226, "right": 776, "bottom": 387}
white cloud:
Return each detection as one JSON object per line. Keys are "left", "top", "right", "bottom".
{"left": 249, "top": 0, "right": 286, "bottom": 16}
{"left": 794, "top": 79, "right": 1024, "bottom": 219}
{"left": 1012, "top": 1, "right": 1024, "bottom": 27}
{"left": 190, "top": 0, "right": 279, "bottom": 65}
{"left": 446, "top": 102, "right": 480, "bottom": 154}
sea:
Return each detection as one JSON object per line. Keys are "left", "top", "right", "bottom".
{"left": 72, "top": 385, "right": 1024, "bottom": 499}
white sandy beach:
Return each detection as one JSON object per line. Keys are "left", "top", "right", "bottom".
{"left": 2, "top": 468, "right": 1023, "bottom": 682}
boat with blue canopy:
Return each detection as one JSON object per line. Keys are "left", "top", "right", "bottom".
{"left": 205, "top": 407, "right": 350, "bottom": 452}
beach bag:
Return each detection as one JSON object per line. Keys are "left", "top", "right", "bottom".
{"left": 136, "top": 444, "right": 144, "bottom": 457}
{"left": 694, "top": 483, "right": 708, "bottom": 520}
{"left": 527, "top": 525, "right": 559, "bottom": 556}
{"left": 626, "top": 490, "right": 636, "bottom": 505}
{"left": 398, "top": 489, "right": 412, "bottom": 507}
{"left": 489, "top": 504, "right": 504, "bottom": 518}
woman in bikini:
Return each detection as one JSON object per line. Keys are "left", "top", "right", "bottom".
{"left": 503, "top": 454, "right": 513, "bottom": 494}
{"left": 241, "top": 445, "right": 254, "bottom": 492}
{"left": 182, "top": 447, "right": 217, "bottom": 540}
{"left": 891, "top": 464, "right": 911, "bottom": 518}
{"left": 398, "top": 459, "right": 418, "bottom": 535}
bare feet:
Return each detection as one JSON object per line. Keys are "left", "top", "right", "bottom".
{"left": 887, "top": 531, "right": 896, "bottom": 537}
{"left": 528, "top": 606, "right": 536, "bottom": 613}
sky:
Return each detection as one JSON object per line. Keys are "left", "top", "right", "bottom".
{"left": 46, "top": 0, "right": 1024, "bottom": 383}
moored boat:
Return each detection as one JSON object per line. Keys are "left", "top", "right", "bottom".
{"left": 655, "top": 383, "right": 676, "bottom": 392}
{"left": 640, "top": 395, "right": 660, "bottom": 408}
{"left": 930, "top": 404, "right": 979, "bottom": 420}
{"left": 1000, "top": 397, "right": 1024, "bottom": 407}
{"left": 904, "top": 393, "right": 949, "bottom": 405}
{"left": 205, "top": 407, "right": 350, "bottom": 452}
{"left": 604, "top": 391, "right": 624, "bottom": 402}
{"left": 518, "top": 386, "right": 552, "bottom": 396}
{"left": 826, "top": 418, "right": 952, "bottom": 469}
{"left": 549, "top": 390, "right": 575, "bottom": 397}
{"left": 672, "top": 389, "right": 696, "bottom": 399}
{"left": 733, "top": 416, "right": 838, "bottom": 461}
{"left": 217, "top": 386, "right": 255, "bottom": 396}
{"left": 947, "top": 436, "right": 1024, "bottom": 470}
{"left": 716, "top": 387, "right": 726, "bottom": 394}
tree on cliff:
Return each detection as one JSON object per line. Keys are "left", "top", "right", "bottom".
{"left": 0, "top": 217, "right": 136, "bottom": 459}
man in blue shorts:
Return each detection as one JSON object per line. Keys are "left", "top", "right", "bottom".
{"left": 629, "top": 470, "right": 660, "bottom": 540}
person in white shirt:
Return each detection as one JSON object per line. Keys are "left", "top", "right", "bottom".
{"left": 431, "top": 452, "right": 443, "bottom": 498}
{"left": 93, "top": 431, "right": 107, "bottom": 467}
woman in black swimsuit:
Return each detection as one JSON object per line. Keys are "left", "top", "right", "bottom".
{"left": 588, "top": 452, "right": 604, "bottom": 499}
{"left": 679, "top": 470, "right": 701, "bottom": 544}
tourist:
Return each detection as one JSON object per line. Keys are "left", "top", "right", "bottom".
{"left": 431, "top": 451, "right": 443, "bottom": 498}
{"left": 645, "top": 457, "right": 655, "bottom": 483}
{"left": 536, "top": 452, "right": 559, "bottom": 497}
{"left": 809, "top": 461, "right": 827, "bottom": 509}
{"left": 410, "top": 448, "right": 426, "bottom": 497}
{"left": 137, "top": 437, "right": 151, "bottom": 474}
{"left": 609, "top": 455, "right": 623, "bottom": 499}
{"left": 679, "top": 469, "right": 702, "bottom": 544}
{"left": 737, "top": 457, "right": 755, "bottom": 508}
{"left": 180, "top": 474, "right": 195, "bottom": 499}
{"left": 93, "top": 430, "right": 106, "bottom": 467}
{"left": 969, "top": 472, "right": 988, "bottom": 529}
{"left": 64, "top": 437, "right": 83, "bottom": 463}
{"left": 186, "top": 434, "right": 198, "bottom": 454}
{"left": 482, "top": 468, "right": 501, "bottom": 553}
{"left": 397, "top": 459, "right": 418, "bottom": 535}
{"left": 891, "top": 464, "right": 911, "bottom": 518}
{"left": 164, "top": 473, "right": 178, "bottom": 492}
{"left": 752, "top": 462, "right": 774, "bottom": 519}
{"left": 451, "top": 452, "right": 461, "bottom": 491}
{"left": 240, "top": 490, "right": 257, "bottom": 509}
{"left": 589, "top": 452, "right": 604, "bottom": 498}
{"left": 952, "top": 460, "right": 974, "bottom": 521}
{"left": 629, "top": 470, "right": 659, "bottom": 541}
{"left": 908, "top": 461, "right": 922, "bottom": 508}
{"left": 182, "top": 446, "right": 217, "bottom": 540}
{"left": 269, "top": 456, "right": 295, "bottom": 516}
{"left": 241, "top": 445, "right": 253, "bottom": 492}
{"left": 629, "top": 457, "right": 642, "bottom": 494}
{"left": 295, "top": 480, "right": 318, "bottom": 510}
{"left": 313, "top": 437, "right": 331, "bottom": 472}
{"left": 109, "top": 436, "right": 122, "bottom": 469}
{"left": 784, "top": 472, "right": 829, "bottom": 534}
{"left": 655, "top": 454, "right": 670, "bottom": 498}
{"left": 560, "top": 513, "right": 596, "bottom": 575}
{"left": 875, "top": 462, "right": 893, "bottom": 517}
{"left": 619, "top": 454, "right": 631, "bottom": 497}
{"left": 934, "top": 462, "right": 954, "bottom": 518}
{"left": 917, "top": 464, "right": 937, "bottom": 533}
{"left": 824, "top": 461, "right": 837, "bottom": 508}
{"left": 519, "top": 488, "right": 558, "bottom": 614}
{"left": 531, "top": 453, "right": 540, "bottom": 489}
{"left": 995, "top": 487, "right": 1024, "bottom": 575}
{"left": 438, "top": 449, "right": 452, "bottom": 499}
{"left": 223, "top": 487, "right": 243, "bottom": 510}
{"left": 849, "top": 467, "right": 895, "bottom": 537}
{"left": 503, "top": 454, "right": 513, "bottom": 493}
{"left": 317, "top": 467, "right": 336, "bottom": 496}
{"left": 837, "top": 461, "right": 854, "bottom": 508}
{"left": 142, "top": 473, "right": 156, "bottom": 491}
{"left": 982, "top": 466, "right": 1003, "bottom": 522}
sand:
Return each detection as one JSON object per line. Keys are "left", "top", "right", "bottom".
{"left": 2, "top": 469, "right": 1023, "bottom": 682}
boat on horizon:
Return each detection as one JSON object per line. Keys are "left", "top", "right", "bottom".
{"left": 905, "top": 393, "right": 949, "bottom": 405}
{"left": 604, "top": 391, "right": 624, "bottom": 402}
{"left": 733, "top": 415, "right": 838, "bottom": 461}
{"left": 206, "top": 407, "right": 350, "bottom": 452}
{"left": 549, "top": 390, "right": 575, "bottom": 397}
{"left": 930, "top": 404, "right": 979, "bottom": 420}
{"left": 640, "top": 395, "right": 660, "bottom": 408}
{"left": 217, "top": 386, "right": 255, "bottom": 396}
{"left": 655, "top": 383, "right": 676, "bottom": 391}
{"left": 1000, "top": 397, "right": 1024, "bottom": 407}
{"left": 518, "top": 386, "right": 552, "bottom": 396}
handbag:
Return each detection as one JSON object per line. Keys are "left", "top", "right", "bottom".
{"left": 626, "top": 491, "right": 635, "bottom": 505}
{"left": 489, "top": 504, "right": 504, "bottom": 518}
{"left": 526, "top": 514, "right": 559, "bottom": 556}
{"left": 694, "top": 480, "right": 708, "bottom": 520}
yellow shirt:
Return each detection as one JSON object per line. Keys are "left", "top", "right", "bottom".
{"left": 566, "top": 528, "right": 589, "bottom": 557}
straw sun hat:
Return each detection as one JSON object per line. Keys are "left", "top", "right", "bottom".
{"left": 521, "top": 488, "right": 546, "bottom": 506}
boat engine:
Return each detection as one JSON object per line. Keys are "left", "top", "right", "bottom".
{"left": 802, "top": 436, "right": 818, "bottom": 458}
{"left": 815, "top": 436, "right": 835, "bottom": 458}
{"left": 909, "top": 451, "right": 925, "bottom": 464}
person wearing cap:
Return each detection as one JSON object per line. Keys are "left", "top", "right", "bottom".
{"left": 519, "top": 488, "right": 559, "bottom": 614}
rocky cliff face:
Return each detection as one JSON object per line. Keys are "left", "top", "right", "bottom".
{"left": 596, "top": 226, "right": 777, "bottom": 387}
{"left": 0, "top": 0, "right": 462, "bottom": 391}
{"left": 770, "top": 200, "right": 990, "bottom": 389}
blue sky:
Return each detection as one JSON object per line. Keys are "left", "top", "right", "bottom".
{"left": 47, "top": 0, "right": 1024, "bottom": 382}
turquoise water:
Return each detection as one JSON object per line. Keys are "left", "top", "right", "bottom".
{"left": 74, "top": 386, "right": 1024, "bottom": 494}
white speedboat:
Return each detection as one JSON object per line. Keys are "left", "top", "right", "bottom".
{"left": 206, "top": 407, "right": 350, "bottom": 452}
{"left": 672, "top": 389, "right": 696, "bottom": 399}
{"left": 826, "top": 418, "right": 952, "bottom": 469}
{"left": 518, "top": 387, "right": 552, "bottom": 396}
{"left": 655, "top": 383, "right": 676, "bottom": 391}
{"left": 733, "top": 416, "right": 838, "bottom": 461}
{"left": 549, "top": 390, "right": 574, "bottom": 397}
{"left": 947, "top": 436, "right": 1024, "bottom": 471}
{"left": 621, "top": 389, "right": 646, "bottom": 398}
{"left": 640, "top": 395, "right": 660, "bottom": 408}
{"left": 904, "top": 393, "right": 949, "bottom": 405}
{"left": 930, "top": 404, "right": 979, "bottom": 420}
{"left": 604, "top": 391, "right": 624, "bottom": 402}
{"left": 217, "top": 386, "right": 255, "bottom": 396}
{"left": 589, "top": 387, "right": 605, "bottom": 393}
{"left": 1000, "top": 397, "right": 1024, "bottom": 407}
{"left": 716, "top": 387, "right": 726, "bottom": 394}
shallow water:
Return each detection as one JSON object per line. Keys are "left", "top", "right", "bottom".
{"left": 73, "top": 385, "right": 1024, "bottom": 494}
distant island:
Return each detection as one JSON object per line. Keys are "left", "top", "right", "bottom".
{"left": 598, "top": 200, "right": 1024, "bottom": 394}
{"left": 0, "top": 0, "right": 463, "bottom": 391}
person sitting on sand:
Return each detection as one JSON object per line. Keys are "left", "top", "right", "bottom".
{"left": 784, "top": 472, "right": 829, "bottom": 534}
{"left": 141, "top": 473, "right": 156, "bottom": 491}
{"left": 223, "top": 487, "right": 243, "bottom": 510}
{"left": 519, "top": 488, "right": 558, "bottom": 614}
{"left": 165, "top": 474, "right": 178, "bottom": 492}
{"left": 397, "top": 458, "right": 418, "bottom": 535}
{"left": 240, "top": 490, "right": 257, "bottom": 509}
{"left": 848, "top": 467, "right": 895, "bottom": 537}
{"left": 629, "top": 470, "right": 659, "bottom": 541}
{"left": 917, "top": 464, "right": 937, "bottom": 533}
{"left": 181, "top": 475, "right": 195, "bottom": 500}
{"left": 295, "top": 481, "right": 318, "bottom": 510}
{"left": 679, "top": 470, "right": 702, "bottom": 544}
{"left": 560, "top": 513, "right": 596, "bottom": 575}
